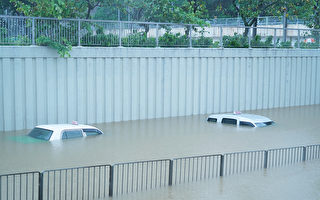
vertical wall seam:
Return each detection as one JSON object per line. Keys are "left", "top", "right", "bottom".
{"left": 0, "top": 59, "right": 4, "bottom": 130}
{"left": 212, "top": 58, "right": 216, "bottom": 113}
{"left": 250, "top": 57, "right": 253, "bottom": 110}
{"left": 65, "top": 58, "right": 69, "bottom": 123}
{"left": 55, "top": 58, "right": 58, "bottom": 123}
{"left": 146, "top": 58, "right": 149, "bottom": 119}
{"left": 192, "top": 57, "right": 195, "bottom": 114}
{"left": 309, "top": 58, "right": 314, "bottom": 105}
{"left": 103, "top": 58, "right": 106, "bottom": 122}
{"left": 130, "top": 58, "right": 133, "bottom": 120}
{"left": 75, "top": 58, "right": 79, "bottom": 121}
{"left": 23, "top": 58, "right": 27, "bottom": 129}
{"left": 177, "top": 58, "right": 180, "bottom": 116}
{"left": 218, "top": 58, "right": 222, "bottom": 113}
{"left": 205, "top": 57, "right": 209, "bottom": 114}
{"left": 314, "top": 58, "right": 318, "bottom": 104}
{"left": 304, "top": 57, "right": 308, "bottom": 105}
{"left": 244, "top": 57, "right": 248, "bottom": 110}
{"left": 12, "top": 58, "right": 16, "bottom": 130}
{"left": 161, "top": 58, "right": 164, "bottom": 118}
{"left": 198, "top": 57, "right": 201, "bottom": 114}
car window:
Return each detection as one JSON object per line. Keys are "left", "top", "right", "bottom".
{"left": 221, "top": 118, "right": 237, "bottom": 125}
{"left": 28, "top": 128, "right": 53, "bottom": 141}
{"left": 240, "top": 121, "right": 255, "bottom": 127}
{"left": 207, "top": 118, "right": 217, "bottom": 122}
{"left": 255, "top": 121, "right": 275, "bottom": 127}
{"left": 62, "top": 130, "right": 83, "bottom": 139}
{"left": 83, "top": 128, "right": 103, "bottom": 136}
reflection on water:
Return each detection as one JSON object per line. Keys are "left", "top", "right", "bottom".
{"left": 0, "top": 105, "right": 320, "bottom": 174}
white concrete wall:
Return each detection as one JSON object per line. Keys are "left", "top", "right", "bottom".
{"left": 0, "top": 47, "right": 319, "bottom": 131}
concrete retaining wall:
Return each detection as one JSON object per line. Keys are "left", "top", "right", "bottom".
{"left": 0, "top": 47, "right": 319, "bottom": 131}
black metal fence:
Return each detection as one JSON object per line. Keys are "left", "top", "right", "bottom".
{"left": 0, "top": 144, "right": 319, "bottom": 199}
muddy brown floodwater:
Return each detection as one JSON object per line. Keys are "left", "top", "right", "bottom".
{"left": 0, "top": 105, "right": 320, "bottom": 175}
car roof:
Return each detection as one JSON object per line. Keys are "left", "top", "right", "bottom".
{"left": 35, "top": 124, "right": 98, "bottom": 132}
{"left": 208, "top": 113, "right": 272, "bottom": 123}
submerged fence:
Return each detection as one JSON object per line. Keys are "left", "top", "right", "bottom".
{"left": 0, "top": 144, "right": 319, "bottom": 199}
{"left": 1, "top": 15, "right": 320, "bottom": 49}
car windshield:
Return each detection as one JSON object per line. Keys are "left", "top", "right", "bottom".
{"left": 28, "top": 128, "right": 53, "bottom": 141}
{"left": 255, "top": 121, "right": 275, "bottom": 127}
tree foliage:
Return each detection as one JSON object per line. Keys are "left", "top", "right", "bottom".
{"left": 9, "top": 0, "right": 105, "bottom": 19}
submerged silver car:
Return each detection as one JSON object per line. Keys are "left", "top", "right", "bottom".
{"left": 28, "top": 123, "right": 103, "bottom": 141}
{"left": 207, "top": 112, "right": 274, "bottom": 127}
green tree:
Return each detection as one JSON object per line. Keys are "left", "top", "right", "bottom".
{"left": 9, "top": 0, "right": 105, "bottom": 19}
{"left": 231, "top": 0, "right": 280, "bottom": 36}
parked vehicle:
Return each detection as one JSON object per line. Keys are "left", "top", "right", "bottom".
{"left": 207, "top": 112, "right": 274, "bottom": 127}
{"left": 28, "top": 122, "right": 103, "bottom": 141}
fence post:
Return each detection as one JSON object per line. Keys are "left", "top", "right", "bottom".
{"left": 219, "top": 26, "right": 223, "bottom": 48}
{"left": 189, "top": 25, "right": 192, "bottom": 48}
{"left": 109, "top": 166, "right": 114, "bottom": 197}
{"left": 302, "top": 147, "right": 307, "bottom": 162}
{"left": 273, "top": 28, "right": 277, "bottom": 48}
{"left": 264, "top": 151, "right": 268, "bottom": 169}
{"left": 78, "top": 19, "right": 81, "bottom": 46}
{"left": 38, "top": 173, "right": 43, "bottom": 200}
{"left": 32, "top": 17, "right": 35, "bottom": 45}
{"left": 119, "top": 21, "right": 122, "bottom": 47}
{"left": 168, "top": 160, "right": 173, "bottom": 186}
{"left": 248, "top": 27, "right": 252, "bottom": 48}
{"left": 297, "top": 29, "right": 300, "bottom": 48}
{"left": 220, "top": 155, "right": 224, "bottom": 176}
{"left": 156, "top": 23, "right": 159, "bottom": 47}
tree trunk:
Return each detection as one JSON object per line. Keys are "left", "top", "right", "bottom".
{"left": 283, "top": 13, "right": 288, "bottom": 42}
{"left": 252, "top": 18, "right": 258, "bottom": 37}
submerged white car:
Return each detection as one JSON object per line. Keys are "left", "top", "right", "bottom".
{"left": 28, "top": 122, "right": 103, "bottom": 141}
{"left": 207, "top": 112, "right": 274, "bottom": 127}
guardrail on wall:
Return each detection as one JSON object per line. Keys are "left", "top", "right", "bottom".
{"left": 0, "top": 15, "right": 319, "bottom": 49}
{"left": 0, "top": 144, "right": 319, "bottom": 199}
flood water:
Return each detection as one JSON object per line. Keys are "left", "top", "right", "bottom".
{"left": 0, "top": 105, "right": 320, "bottom": 175}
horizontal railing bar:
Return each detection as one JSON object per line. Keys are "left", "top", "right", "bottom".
{"left": 42, "top": 164, "right": 111, "bottom": 173}
{"left": 0, "top": 171, "right": 40, "bottom": 177}
{"left": 224, "top": 150, "right": 265, "bottom": 156}
{"left": 267, "top": 146, "right": 304, "bottom": 152}
{"left": 114, "top": 159, "right": 171, "bottom": 166}
{"left": 173, "top": 154, "right": 222, "bottom": 160}
{"left": 1, "top": 15, "right": 320, "bottom": 32}
{"left": 305, "top": 144, "right": 320, "bottom": 148}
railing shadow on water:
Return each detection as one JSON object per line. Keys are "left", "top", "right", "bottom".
{"left": 0, "top": 144, "right": 319, "bottom": 199}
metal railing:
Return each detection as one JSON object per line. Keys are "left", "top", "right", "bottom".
{"left": 267, "top": 146, "right": 304, "bottom": 168}
{"left": 0, "top": 144, "right": 319, "bottom": 199}
{"left": 172, "top": 155, "right": 221, "bottom": 185}
{"left": 112, "top": 159, "right": 170, "bottom": 196}
{"left": 0, "top": 171, "right": 40, "bottom": 200}
{"left": 210, "top": 16, "right": 305, "bottom": 26}
{"left": 42, "top": 165, "right": 111, "bottom": 200}
{"left": 222, "top": 150, "right": 265, "bottom": 176}
{"left": 1, "top": 15, "right": 320, "bottom": 49}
